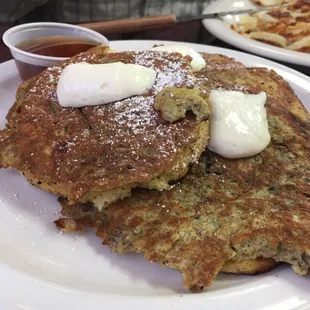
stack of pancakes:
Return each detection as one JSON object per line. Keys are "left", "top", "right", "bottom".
{"left": 0, "top": 45, "right": 309, "bottom": 292}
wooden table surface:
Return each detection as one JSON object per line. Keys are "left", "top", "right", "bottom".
{"left": 1, "top": 21, "right": 309, "bottom": 76}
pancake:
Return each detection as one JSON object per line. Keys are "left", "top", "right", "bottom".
{"left": 0, "top": 46, "right": 210, "bottom": 210}
{"left": 55, "top": 53, "right": 310, "bottom": 292}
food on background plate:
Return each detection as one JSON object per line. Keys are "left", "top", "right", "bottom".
{"left": 0, "top": 43, "right": 309, "bottom": 293}
{"left": 55, "top": 53, "right": 310, "bottom": 292}
{"left": 231, "top": 0, "right": 310, "bottom": 53}
{"left": 252, "top": 0, "right": 295, "bottom": 5}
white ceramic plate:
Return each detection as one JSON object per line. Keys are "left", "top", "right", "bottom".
{"left": 1, "top": 40, "right": 310, "bottom": 310}
{"left": 202, "top": 0, "right": 310, "bottom": 67}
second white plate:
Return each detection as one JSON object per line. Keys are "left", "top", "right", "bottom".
{"left": 202, "top": 0, "right": 310, "bottom": 67}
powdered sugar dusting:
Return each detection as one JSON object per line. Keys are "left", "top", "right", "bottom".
{"left": 108, "top": 96, "right": 156, "bottom": 135}
{"left": 132, "top": 51, "right": 195, "bottom": 94}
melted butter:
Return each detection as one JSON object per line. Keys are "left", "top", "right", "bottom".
{"left": 208, "top": 90, "right": 271, "bottom": 158}
{"left": 57, "top": 62, "right": 156, "bottom": 108}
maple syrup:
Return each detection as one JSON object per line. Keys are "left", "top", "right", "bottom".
{"left": 16, "top": 35, "right": 98, "bottom": 80}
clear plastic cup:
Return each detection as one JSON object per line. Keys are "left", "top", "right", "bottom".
{"left": 2, "top": 22, "right": 109, "bottom": 81}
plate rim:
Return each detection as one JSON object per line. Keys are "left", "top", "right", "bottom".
{"left": 202, "top": 0, "right": 310, "bottom": 67}
{"left": 1, "top": 40, "right": 310, "bottom": 310}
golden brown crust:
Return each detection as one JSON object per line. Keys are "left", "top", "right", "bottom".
{"left": 55, "top": 218, "right": 83, "bottom": 232}
{"left": 221, "top": 258, "right": 278, "bottom": 275}
{"left": 53, "top": 210, "right": 279, "bottom": 276}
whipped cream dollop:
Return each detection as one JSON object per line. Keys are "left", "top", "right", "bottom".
{"left": 152, "top": 45, "right": 206, "bottom": 72}
{"left": 57, "top": 62, "right": 156, "bottom": 108}
{"left": 208, "top": 90, "right": 271, "bottom": 158}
